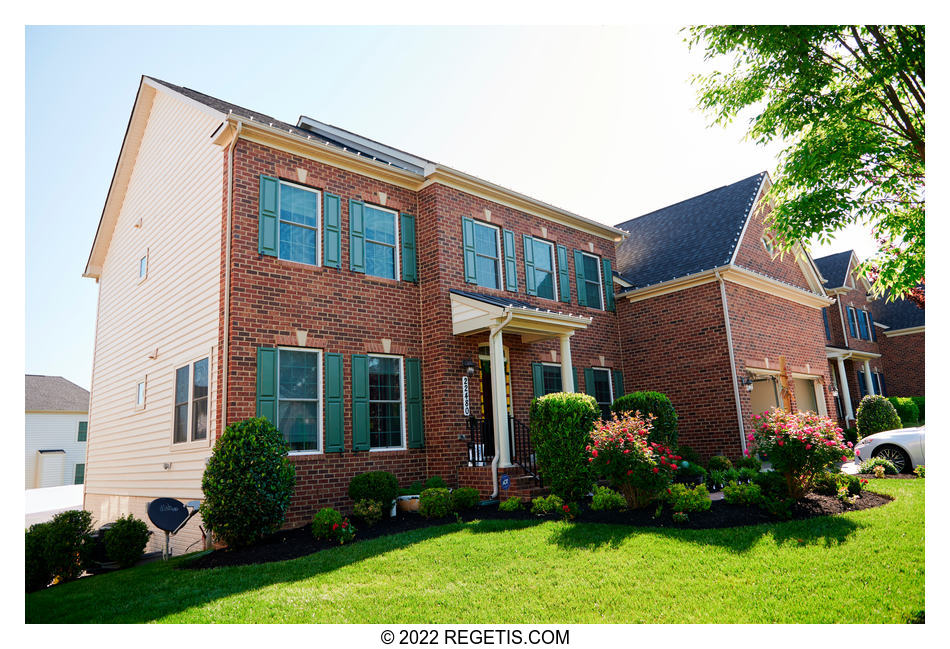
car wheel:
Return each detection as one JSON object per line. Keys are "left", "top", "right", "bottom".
{"left": 873, "top": 445, "right": 911, "bottom": 473}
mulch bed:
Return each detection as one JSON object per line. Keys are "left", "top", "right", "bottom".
{"left": 183, "top": 490, "right": 893, "bottom": 571}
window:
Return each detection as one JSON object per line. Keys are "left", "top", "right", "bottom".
{"left": 278, "top": 181, "right": 321, "bottom": 265}
{"left": 136, "top": 381, "right": 146, "bottom": 408}
{"left": 847, "top": 306, "right": 858, "bottom": 338}
{"left": 77, "top": 421, "right": 88, "bottom": 442}
{"left": 364, "top": 205, "right": 399, "bottom": 280}
{"left": 762, "top": 236, "right": 775, "bottom": 255}
{"left": 74, "top": 463, "right": 85, "bottom": 485}
{"left": 871, "top": 372, "right": 882, "bottom": 396}
{"left": 822, "top": 308, "right": 832, "bottom": 341}
{"left": 277, "top": 348, "right": 322, "bottom": 452}
{"left": 138, "top": 254, "right": 148, "bottom": 281}
{"left": 589, "top": 368, "right": 614, "bottom": 419}
{"left": 581, "top": 253, "right": 604, "bottom": 310}
{"left": 368, "top": 355, "right": 404, "bottom": 449}
{"left": 173, "top": 357, "right": 209, "bottom": 444}
{"left": 857, "top": 370, "right": 867, "bottom": 398}
{"left": 857, "top": 309, "right": 870, "bottom": 340}
{"left": 532, "top": 239, "right": 557, "bottom": 300}
{"left": 473, "top": 221, "right": 502, "bottom": 289}
{"left": 541, "top": 363, "right": 562, "bottom": 395}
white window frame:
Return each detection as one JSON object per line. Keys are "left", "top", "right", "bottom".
{"left": 364, "top": 203, "right": 401, "bottom": 280}
{"left": 276, "top": 346, "right": 324, "bottom": 456}
{"left": 532, "top": 238, "right": 558, "bottom": 301}
{"left": 472, "top": 220, "right": 504, "bottom": 291}
{"left": 590, "top": 367, "right": 614, "bottom": 409}
{"left": 277, "top": 180, "right": 323, "bottom": 267}
{"left": 761, "top": 236, "right": 775, "bottom": 256}
{"left": 138, "top": 248, "right": 149, "bottom": 284}
{"left": 368, "top": 353, "right": 407, "bottom": 452}
{"left": 171, "top": 356, "right": 211, "bottom": 446}
{"left": 540, "top": 361, "right": 564, "bottom": 395}
{"left": 580, "top": 251, "right": 605, "bottom": 310}
{"left": 135, "top": 379, "right": 146, "bottom": 411}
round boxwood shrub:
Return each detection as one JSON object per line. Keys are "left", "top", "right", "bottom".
{"left": 856, "top": 395, "right": 902, "bottom": 436}
{"left": 530, "top": 392, "right": 599, "bottom": 502}
{"left": 424, "top": 476, "right": 448, "bottom": 490}
{"left": 911, "top": 396, "right": 924, "bottom": 422}
{"left": 707, "top": 455, "right": 733, "bottom": 472}
{"left": 887, "top": 397, "right": 919, "bottom": 426}
{"left": 45, "top": 509, "right": 95, "bottom": 584}
{"left": 25, "top": 522, "right": 53, "bottom": 592}
{"left": 104, "top": 514, "right": 151, "bottom": 568}
{"left": 451, "top": 487, "right": 480, "bottom": 511}
{"left": 611, "top": 391, "right": 679, "bottom": 447}
{"left": 201, "top": 417, "right": 296, "bottom": 548}
{"left": 311, "top": 507, "right": 343, "bottom": 539}
{"left": 419, "top": 488, "right": 453, "bottom": 518}
{"left": 348, "top": 471, "right": 399, "bottom": 508}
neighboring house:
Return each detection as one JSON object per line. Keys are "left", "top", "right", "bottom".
{"left": 83, "top": 77, "right": 626, "bottom": 552}
{"left": 870, "top": 294, "right": 925, "bottom": 400}
{"left": 612, "top": 172, "right": 836, "bottom": 459}
{"left": 25, "top": 375, "right": 89, "bottom": 489}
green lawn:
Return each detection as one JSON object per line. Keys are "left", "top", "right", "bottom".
{"left": 26, "top": 478, "right": 924, "bottom": 623}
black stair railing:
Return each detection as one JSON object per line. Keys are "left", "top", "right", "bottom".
{"left": 508, "top": 416, "right": 542, "bottom": 487}
{"left": 467, "top": 416, "right": 494, "bottom": 466}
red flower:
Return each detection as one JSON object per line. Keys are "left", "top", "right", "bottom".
{"left": 627, "top": 470, "right": 633, "bottom": 476}
{"left": 671, "top": 464, "right": 678, "bottom": 470}
{"left": 652, "top": 467, "right": 659, "bottom": 474}
{"left": 562, "top": 504, "right": 570, "bottom": 512}
{"left": 332, "top": 523, "right": 339, "bottom": 530}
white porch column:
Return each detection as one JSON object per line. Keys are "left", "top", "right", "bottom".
{"left": 836, "top": 357, "right": 854, "bottom": 421}
{"left": 490, "top": 330, "right": 512, "bottom": 467}
{"left": 863, "top": 359, "right": 875, "bottom": 396}
{"left": 559, "top": 333, "right": 575, "bottom": 392}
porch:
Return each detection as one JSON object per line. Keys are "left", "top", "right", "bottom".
{"left": 826, "top": 347, "right": 884, "bottom": 424}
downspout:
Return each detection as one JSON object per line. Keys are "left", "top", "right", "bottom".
{"left": 488, "top": 309, "right": 514, "bottom": 499}
{"left": 221, "top": 120, "right": 242, "bottom": 435}
{"left": 716, "top": 271, "right": 747, "bottom": 455}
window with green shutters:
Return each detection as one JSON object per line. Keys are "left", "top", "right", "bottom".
{"left": 74, "top": 463, "right": 85, "bottom": 485}
{"left": 259, "top": 175, "right": 333, "bottom": 266}
{"left": 277, "top": 348, "right": 322, "bottom": 452}
{"left": 462, "top": 218, "right": 507, "bottom": 290}
{"left": 364, "top": 205, "right": 400, "bottom": 280}
{"left": 77, "top": 421, "right": 87, "bottom": 442}
{"left": 857, "top": 309, "right": 870, "bottom": 340}
{"left": 368, "top": 355, "right": 403, "bottom": 449}
{"left": 350, "top": 354, "right": 423, "bottom": 451}
{"left": 847, "top": 306, "right": 859, "bottom": 338}
{"left": 580, "top": 252, "right": 603, "bottom": 310}
{"left": 524, "top": 237, "right": 557, "bottom": 300}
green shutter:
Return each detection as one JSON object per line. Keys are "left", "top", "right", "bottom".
{"left": 349, "top": 200, "right": 365, "bottom": 273}
{"left": 351, "top": 354, "right": 370, "bottom": 451}
{"left": 77, "top": 421, "right": 88, "bottom": 442}
{"left": 259, "top": 175, "right": 279, "bottom": 256}
{"left": 584, "top": 368, "right": 595, "bottom": 398}
{"left": 503, "top": 229, "right": 518, "bottom": 292}
{"left": 602, "top": 258, "right": 615, "bottom": 311}
{"left": 74, "top": 464, "right": 85, "bottom": 485}
{"left": 869, "top": 312, "right": 877, "bottom": 341}
{"left": 573, "top": 249, "right": 588, "bottom": 307}
{"left": 256, "top": 347, "right": 278, "bottom": 425}
{"left": 323, "top": 192, "right": 341, "bottom": 268}
{"left": 523, "top": 235, "right": 537, "bottom": 296}
{"left": 324, "top": 353, "right": 344, "bottom": 452}
{"left": 401, "top": 212, "right": 417, "bottom": 282}
{"left": 462, "top": 217, "right": 477, "bottom": 284}
{"left": 572, "top": 367, "right": 579, "bottom": 394}
{"left": 532, "top": 362, "right": 544, "bottom": 398}
{"left": 557, "top": 245, "right": 571, "bottom": 303}
{"left": 612, "top": 370, "right": 624, "bottom": 400}
{"left": 406, "top": 358, "right": 424, "bottom": 448}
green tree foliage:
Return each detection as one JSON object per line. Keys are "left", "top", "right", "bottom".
{"left": 688, "top": 26, "right": 924, "bottom": 302}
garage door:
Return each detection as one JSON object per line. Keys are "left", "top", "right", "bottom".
{"left": 793, "top": 378, "right": 819, "bottom": 413}
{"left": 750, "top": 379, "right": 779, "bottom": 415}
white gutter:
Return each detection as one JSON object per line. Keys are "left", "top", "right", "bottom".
{"left": 716, "top": 270, "right": 747, "bottom": 455}
{"left": 488, "top": 309, "right": 514, "bottom": 499}
{"left": 221, "top": 120, "right": 242, "bottom": 435}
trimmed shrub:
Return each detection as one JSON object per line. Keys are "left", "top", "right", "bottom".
{"left": 419, "top": 488, "right": 452, "bottom": 518}
{"left": 349, "top": 471, "right": 399, "bottom": 508}
{"left": 590, "top": 486, "right": 626, "bottom": 511}
{"left": 201, "top": 417, "right": 296, "bottom": 548}
{"left": 530, "top": 494, "right": 565, "bottom": 516}
{"left": 860, "top": 457, "right": 898, "bottom": 475}
{"left": 399, "top": 480, "right": 424, "bottom": 497}
{"left": 104, "top": 514, "right": 151, "bottom": 569}
{"left": 707, "top": 455, "right": 733, "bottom": 472}
{"left": 722, "top": 481, "right": 762, "bottom": 506}
{"left": 856, "top": 395, "right": 901, "bottom": 436}
{"left": 311, "top": 508, "right": 343, "bottom": 539}
{"left": 753, "top": 471, "right": 796, "bottom": 520}
{"left": 738, "top": 467, "right": 759, "bottom": 483}
{"left": 911, "top": 396, "right": 924, "bottom": 422}
{"left": 611, "top": 391, "right": 679, "bottom": 447}
{"left": 676, "top": 462, "right": 707, "bottom": 482}
{"left": 499, "top": 497, "right": 523, "bottom": 512}
{"left": 451, "top": 487, "right": 480, "bottom": 511}
{"left": 665, "top": 483, "right": 711, "bottom": 512}
{"left": 352, "top": 499, "right": 383, "bottom": 527}
{"left": 887, "top": 397, "right": 920, "bottom": 426}
{"left": 45, "top": 509, "right": 95, "bottom": 584}
{"left": 841, "top": 427, "right": 860, "bottom": 446}
{"left": 25, "top": 522, "right": 53, "bottom": 592}
{"left": 735, "top": 455, "right": 762, "bottom": 472}
{"left": 588, "top": 412, "right": 680, "bottom": 508}
{"left": 675, "top": 445, "right": 703, "bottom": 467}
{"left": 424, "top": 476, "right": 448, "bottom": 490}
{"left": 530, "top": 392, "right": 599, "bottom": 502}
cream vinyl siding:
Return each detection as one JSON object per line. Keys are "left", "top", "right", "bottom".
{"left": 86, "top": 89, "right": 223, "bottom": 501}
{"left": 25, "top": 412, "right": 88, "bottom": 489}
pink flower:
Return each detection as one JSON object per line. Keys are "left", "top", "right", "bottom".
{"left": 777, "top": 440, "right": 784, "bottom": 446}
{"left": 805, "top": 444, "right": 812, "bottom": 450}
{"left": 744, "top": 449, "right": 751, "bottom": 456}
{"left": 841, "top": 456, "right": 848, "bottom": 462}
{"left": 747, "top": 434, "right": 755, "bottom": 442}
{"left": 652, "top": 467, "right": 659, "bottom": 473}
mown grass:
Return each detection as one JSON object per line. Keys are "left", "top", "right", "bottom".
{"left": 25, "top": 478, "right": 924, "bottom": 623}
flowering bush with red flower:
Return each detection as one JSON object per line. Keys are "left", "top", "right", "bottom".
{"left": 587, "top": 412, "right": 679, "bottom": 508}
{"left": 748, "top": 409, "right": 854, "bottom": 499}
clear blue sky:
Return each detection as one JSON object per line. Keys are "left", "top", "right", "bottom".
{"left": 25, "top": 25, "right": 875, "bottom": 390}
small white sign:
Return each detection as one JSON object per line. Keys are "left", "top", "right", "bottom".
{"left": 462, "top": 376, "right": 470, "bottom": 416}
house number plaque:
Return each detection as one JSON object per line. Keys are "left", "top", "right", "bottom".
{"left": 462, "top": 376, "right": 470, "bottom": 416}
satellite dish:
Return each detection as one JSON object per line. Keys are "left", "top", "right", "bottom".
{"left": 146, "top": 498, "right": 201, "bottom": 559}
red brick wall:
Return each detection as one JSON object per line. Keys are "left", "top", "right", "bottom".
{"left": 877, "top": 331, "right": 925, "bottom": 397}
{"left": 828, "top": 281, "right": 882, "bottom": 356}
{"left": 733, "top": 199, "right": 813, "bottom": 291}
{"left": 616, "top": 282, "right": 740, "bottom": 459}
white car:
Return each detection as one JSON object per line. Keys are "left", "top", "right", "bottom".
{"left": 853, "top": 426, "right": 925, "bottom": 473}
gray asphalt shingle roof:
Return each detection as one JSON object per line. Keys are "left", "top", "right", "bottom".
{"left": 870, "top": 295, "right": 925, "bottom": 330}
{"left": 26, "top": 375, "right": 89, "bottom": 412}
{"left": 613, "top": 172, "right": 766, "bottom": 289}
{"left": 813, "top": 250, "right": 853, "bottom": 288}
{"left": 450, "top": 289, "right": 536, "bottom": 310}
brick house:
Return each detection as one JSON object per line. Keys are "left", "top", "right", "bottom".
{"left": 612, "top": 172, "right": 837, "bottom": 460}
{"left": 82, "top": 77, "right": 626, "bottom": 551}
{"left": 813, "top": 250, "right": 925, "bottom": 424}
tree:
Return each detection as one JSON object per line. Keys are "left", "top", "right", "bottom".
{"left": 687, "top": 26, "right": 924, "bottom": 302}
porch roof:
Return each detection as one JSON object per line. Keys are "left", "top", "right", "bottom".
{"left": 826, "top": 346, "right": 881, "bottom": 360}
{"left": 449, "top": 290, "right": 592, "bottom": 343}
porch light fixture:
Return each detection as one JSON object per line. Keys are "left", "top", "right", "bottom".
{"left": 462, "top": 360, "right": 477, "bottom": 377}
{"left": 831, "top": 386, "right": 840, "bottom": 398}
{"left": 740, "top": 376, "right": 754, "bottom": 392}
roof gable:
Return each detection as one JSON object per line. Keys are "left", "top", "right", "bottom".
{"left": 26, "top": 375, "right": 89, "bottom": 412}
